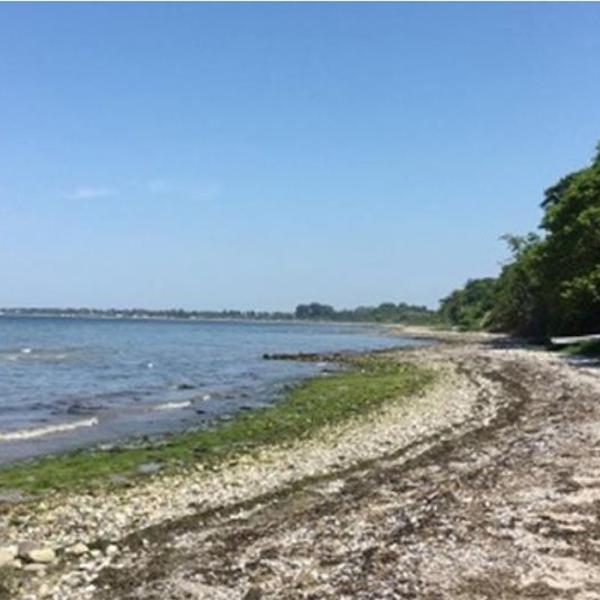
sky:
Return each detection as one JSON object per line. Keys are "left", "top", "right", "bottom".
{"left": 1, "top": 3, "right": 600, "bottom": 311}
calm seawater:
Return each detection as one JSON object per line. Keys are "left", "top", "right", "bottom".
{"left": 0, "top": 317, "right": 421, "bottom": 463}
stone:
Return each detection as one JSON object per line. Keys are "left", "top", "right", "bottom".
{"left": 29, "top": 548, "right": 56, "bottom": 564}
{"left": 105, "top": 544, "right": 119, "bottom": 557}
{"left": 23, "top": 563, "right": 47, "bottom": 574}
{"left": 0, "top": 544, "right": 18, "bottom": 567}
{"left": 18, "top": 542, "right": 56, "bottom": 564}
{"left": 244, "top": 587, "right": 263, "bottom": 600}
{"left": 0, "top": 490, "right": 24, "bottom": 505}
{"left": 136, "top": 462, "right": 162, "bottom": 475}
{"left": 108, "top": 474, "right": 131, "bottom": 486}
{"left": 67, "top": 542, "right": 89, "bottom": 556}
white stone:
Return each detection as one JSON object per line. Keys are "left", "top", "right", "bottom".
{"left": 0, "top": 545, "right": 18, "bottom": 567}
{"left": 67, "top": 542, "right": 89, "bottom": 556}
{"left": 18, "top": 542, "right": 56, "bottom": 564}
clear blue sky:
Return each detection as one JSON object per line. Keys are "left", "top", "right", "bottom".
{"left": 1, "top": 3, "right": 599, "bottom": 311}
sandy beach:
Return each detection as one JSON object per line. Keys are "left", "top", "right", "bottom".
{"left": 2, "top": 331, "right": 600, "bottom": 599}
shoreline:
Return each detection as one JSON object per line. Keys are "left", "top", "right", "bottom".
{"left": 0, "top": 320, "right": 414, "bottom": 467}
{"left": 0, "top": 341, "right": 434, "bottom": 494}
{"left": 3, "top": 330, "right": 600, "bottom": 598}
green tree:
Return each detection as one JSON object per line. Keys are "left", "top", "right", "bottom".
{"left": 488, "top": 141, "right": 600, "bottom": 339}
{"left": 440, "top": 277, "right": 497, "bottom": 330}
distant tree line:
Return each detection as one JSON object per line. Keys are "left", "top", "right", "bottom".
{"left": 440, "top": 141, "right": 600, "bottom": 340}
{"left": 2, "top": 302, "right": 440, "bottom": 326}
{"left": 295, "top": 302, "right": 440, "bottom": 324}
{"left": 0, "top": 307, "right": 295, "bottom": 321}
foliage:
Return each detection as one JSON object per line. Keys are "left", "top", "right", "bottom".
{"left": 496, "top": 144, "right": 600, "bottom": 338}
{"left": 488, "top": 234, "right": 547, "bottom": 338}
{"left": 295, "top": 302, "right": 336, "bottom": 320}
{"left": 439, "top": 278, "right": 497, "bottom": 330}
{"left": 442, "top": 141, "right": 600, "bottom": 340}
{"left": 5, "top": 302, "right": 439, "bottom": 326}
{"left": 295, "top": 301, "right": 439, "bottom": 325}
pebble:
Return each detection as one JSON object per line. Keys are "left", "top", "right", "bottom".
{"left": 136, "top": 462, "right": 163, "bottom": 475}
{"left": 18, "top": 542, "right": 56, "bottom": 564}
{"left": 0, "top": 544, "right": 18, "bottom": 567}
{"left": 67, "top": 542, "right": 89, "bottom": 556}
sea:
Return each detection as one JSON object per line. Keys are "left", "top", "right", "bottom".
{"left": 0, "top": 316, "right": 423, "bottom": 464}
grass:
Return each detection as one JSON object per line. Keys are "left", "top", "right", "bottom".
{"left": 0, "top": 355, "right": 435, "bottom": 496}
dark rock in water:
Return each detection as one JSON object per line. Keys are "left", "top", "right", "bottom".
{"left": 239, "top": 405, "right": 253, "bottom": 411}
{"left": 263, "top": 351, "right": 342, "bottom": 362}
{"left": 176, "top": 383, "right": 195, "bottom": 390}
{"left": 136, "top": 462, "right": 163, "bottom": 475}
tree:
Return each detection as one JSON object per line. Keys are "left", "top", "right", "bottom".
{"left": 295, "top": 303, "right": 336, "bottom": 320}
{"left": 439, "top": 277, "right": 497, "bottom": 330}
{"left": 486, "top": 141, "right": 600, "bottom": 339}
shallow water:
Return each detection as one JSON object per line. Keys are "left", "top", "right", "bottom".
{"left": 0, "top": 316, "right": 422, "bottom": 463}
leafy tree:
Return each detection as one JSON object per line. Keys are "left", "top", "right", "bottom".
{"left": 464, "top": 141, "right": 600, "bottom": 340}
{"left": 295, "top": 301, "right": 439, "bottom": 324}
{"left": 439, "top": 277, "right": 497, "bottom": 330}
{"left": 295, "top": 303, "right": 336, "bottom": 320}
{"left": 489, "top": 234, "right": 546, "bottom": 338}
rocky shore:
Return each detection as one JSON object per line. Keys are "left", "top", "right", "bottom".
{"left": 2, "top": 333, "right": 600, "bottom": 599}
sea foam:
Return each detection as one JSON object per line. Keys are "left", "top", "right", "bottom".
{"left": 152, "top": 400, "right": 193, "bottom": 411}
{"left": 0, "top": 417, "right": 99, "bottom": 442}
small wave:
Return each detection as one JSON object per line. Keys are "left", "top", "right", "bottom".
{"left": 152, "top": 400, "right": 192, "bottom": 411}
{"left": 0, "top": 347, "right": 73, "bottom": 364}
{"left": 0, "top": 417, "right": 99, "bottom": 442}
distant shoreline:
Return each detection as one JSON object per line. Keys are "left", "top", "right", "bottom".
{"left": 0, "top": 312, "right": 433, "bottom": 332}
{"left": 0, "top": 300, "right": 439, "bottom": 327}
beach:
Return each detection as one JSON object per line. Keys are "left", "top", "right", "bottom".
{"left": 2, "top": 331, "right": 600, "bottom": 598}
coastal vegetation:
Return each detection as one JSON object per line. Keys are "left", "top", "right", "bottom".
{"left": 1, "top": 301, "right": 439, "bottom": 326}
{"left": 294, "top": 301, "right": 440, "bottom": 324}
{"left": 439, "top": 278, "right": 497, "bottom": 331}
{"left": 440, "top": 141, "right": 600, "bottom": 341}
{"left": 0, "top": 355, "right": 434, "bottom": 495}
